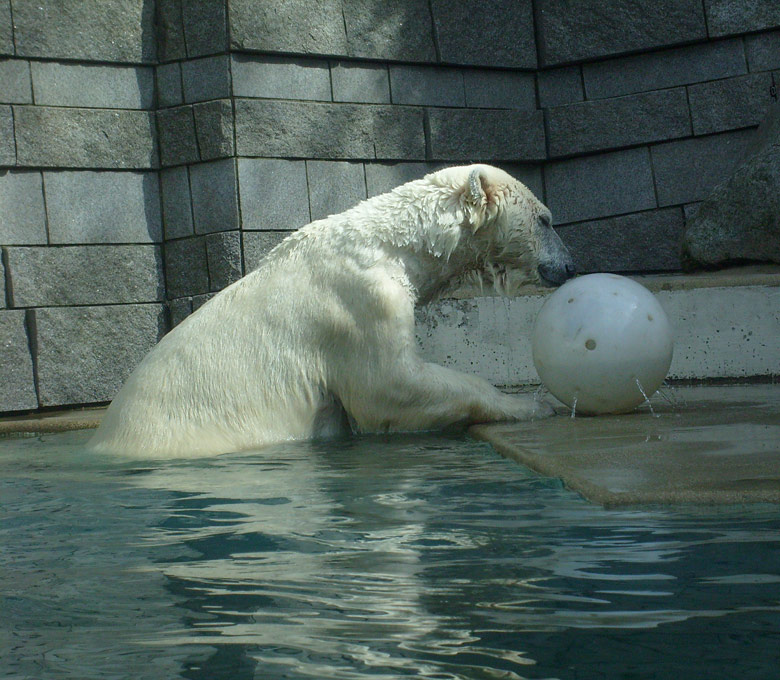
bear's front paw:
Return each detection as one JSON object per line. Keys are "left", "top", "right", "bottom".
{"left": 501, "top": 394, "right": 555, "bottom": 421}
{"left": 531, "top": 398, "right": 556, "bottom": 419}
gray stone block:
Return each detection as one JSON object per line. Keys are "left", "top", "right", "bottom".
{"left": 738, "top": 100, "right": 780, "bottom": 163}
{"left": 495, "top": 164, "right": 545, "bottom": 202}
{"left": 0, "top": 171, "right": 47, "bottom": 244}
{"left": 705, "top": 0, "right": 780, "bottom": 37}
{"left": 34, "top": 304, "right": 167, "bottom": 407}
{"left": 547, "top": 88, "right": 692, "bottom": 158}
{"left": 544, "top": 147, "right": 657, "bottom": 224}
{"left": 206, "top": 230, "right": 242, "bottom": 291}
{"left": 683, "top": 203, "right": 701, "bottom": 223}
{"left": 331, "top": 62, "right": 390, "bottom": 104}
{"left": 536, "top": 0, "right": 706, "bottom": 66}
{"left": 0, "top": 310, "right": 38, "bottom": 411}
{"left": 44, "top": 170, "right": 162, "bottom": 244}
{"left": 538, "top": 66, "right": 584, "bottom": 108}
{"left": 157, "top": 105, "right": 199, "bottom": 167}
{"left": 238, "top": 158, "right": 310, "bottom": 231}
{"left": 1, "top": 105, "right": 14, "bottom": 164}
{"left": 229, "top": 0, "right": 347, "bottom": 55}
{"left": 363, "top": 163, "right": 540, "bottom": 203}
{"left": 583, "top": 39, "right": 746, "bottom": 100}
{"left": 746, "top": 31, "right": 780, "bottom": 72}
{"left": 157, "top": 62, "right": 183, "bottom": 108}
{"left": 688, "top": 72, "right": 777, "bottom": 136}
{"left": 242, "top": 230, "right": 288, "bottom": 271}
{"left": 182, "top": 0, "right": 227, "bottom": 57}
{"left": 157, "top": 0, "right": 187, "bottom": 62}
{"left": 167, "top": 296, "right": 193, "bottom": 327}
{"left": 343, "top": 0, "right": 436, "bottom": 62}
{"left": 190, "top": 159, "right": 239, "bottom": 234}
{"left": 160, "top": 166, "right": 193, "bottom": 239}
{"left": 181, "top": 55, "right": 230, "bottom": 103}
{"left": 164, "top": 236, "right": 209, "bottom": 298}
{"left": 191, "top": 292, "right": 215, "bottom": 310}
{"left": 13, "top": 0, "right": 156, "bottom": 63}
{"left": 431, "top": 0, "right": 536, "bottom": 68}
{"left": 651, "top": 129, "right": 755, "bottom": 206}
{"left": 15, "top": 106, "right": 158, "bottom": 169}
{"left": 307, "top": 160, "right": 366, "bottom": 220}
{"left": 31, "top": 62, "right": 154, "bottom": 109}
{"left": 231, "top": 55, "right": 331, "bottom": 101}
{"left": 0, "top": 59, "right": 32, "bottom": 103}
{"left": 364, "top": 161, "right": 443, "bottom": 197}
{"left": 557, "top": 207, "right": 684, "bottom": 273}
{"left": 426, "top": 109, "right": 546, "bottom": 161}
{"left": 389, "top": 65, "right": 464, "bottom": 107}
{"left": 0, "top": 0, "right": 11, "bottom": 55}
{"left": 7, "top": 245, "right": 164, "bottom": 306}
{"left": 194, "top": 99, "right": 234, "bottom": 160}
{"left": 464, "top": 70, "right": 536, "bottom": 110}
{"left": 235, "top": 100, "right": 426, "bottom": 160}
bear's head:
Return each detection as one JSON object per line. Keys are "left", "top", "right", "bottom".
{"left": 428, "top": 165, "right": 576, "bottom": 295}
{"left": 463, "top": 165, "right": 576, "bottom": 293}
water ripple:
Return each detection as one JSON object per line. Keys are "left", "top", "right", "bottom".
{"left": 1, "top": 432, "right": 779, "bottom": 679}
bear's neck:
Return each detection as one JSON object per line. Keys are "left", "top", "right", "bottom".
{"left": 345, "top": 181, "right": 480, "bottom": 303}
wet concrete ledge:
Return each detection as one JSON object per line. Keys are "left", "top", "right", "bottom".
{"left": 471, "top": 384, "right": 780, "bottom": 507}
{"left": 421, "top": 265, "right": 780, "bottom": 388}
{"left": 449, "top": 264, "right": 780, "bottom": 298}
{"left": 0, "top": 407, "right": 104, "bottom": 438}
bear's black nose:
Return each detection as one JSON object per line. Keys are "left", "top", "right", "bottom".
{"left": 538, "top": 260, "right": 576, "bottom": 287}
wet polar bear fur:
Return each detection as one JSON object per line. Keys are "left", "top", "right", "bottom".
{"left": 90, "top": 164, "right": 575, "bottom": 458}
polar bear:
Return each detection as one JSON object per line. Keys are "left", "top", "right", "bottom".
{"left": 90, "top": 164, "right": 575, "bottom": 458}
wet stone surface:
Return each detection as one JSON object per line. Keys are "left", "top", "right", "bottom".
{"left": 472, "top": 383, "right": 780, "bottom": 506}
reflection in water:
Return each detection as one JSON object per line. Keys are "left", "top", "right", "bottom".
{"left": 1, "top": 431, "right": 779, "bottom": 679}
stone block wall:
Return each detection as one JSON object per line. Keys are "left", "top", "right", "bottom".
{"left": 1, "top": 0, "right": 165, "bottom": 412}
{"left": 1, "top": 0, "right": 779, "bottom": 414}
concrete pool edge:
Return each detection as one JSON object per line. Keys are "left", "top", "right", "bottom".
{"left": 470, "top": 425, "right": 780, "bottom": 509}
{"left": 419, "top": 265, "right": 780, "bottom": 386}
{"left": 0, "top": 407, "right": 104, "bottom": 437}
{"left": 470, "top": 383, "right": 780, "bottom": 508}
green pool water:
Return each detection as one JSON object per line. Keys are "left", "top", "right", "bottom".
{"left": 2, "top": 431, "right": 778, "bottom": 679}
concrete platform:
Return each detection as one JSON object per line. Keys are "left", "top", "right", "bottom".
{"left": 418, "top": 265, "right": 780, "bottom": 386}
{"left": 0, "top": 407, "right": 104, "bottom": 438}
{"left": 471, "top": 383, "right": 780, "bottom": 507}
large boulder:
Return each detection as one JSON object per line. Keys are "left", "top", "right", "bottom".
{"left": 682, "top": 102, "right": 780, "bottom": 267}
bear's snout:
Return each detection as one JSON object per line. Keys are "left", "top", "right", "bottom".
{"left": 538, "top": 259, "right": 576, "bottom": 287}
{"left": 537, "top": 217, "right": 576, "bottom": 287}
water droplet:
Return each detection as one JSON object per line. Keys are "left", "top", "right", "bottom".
{"left": 635, "top": 378, "right": 658, "bottom": 418}
{"left": 658, "top": 381, "right": 686, "bottom": 410}
{"left": 585, "top": 338, "right": 596, "bottom": 350}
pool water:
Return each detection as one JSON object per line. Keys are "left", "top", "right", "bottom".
{"left": 2, "top": 431, "right": 779, "bottom": 679}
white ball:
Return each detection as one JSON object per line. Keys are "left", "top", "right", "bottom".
{"left": 532, "top": 274, "right": 673, "bottom": 415}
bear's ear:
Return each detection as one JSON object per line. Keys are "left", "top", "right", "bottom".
{"left": 467, "top": 167, "right": 488, "bottom": 206}
{"left": 465, "top": 167, "right": 499, "bottom": 231}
